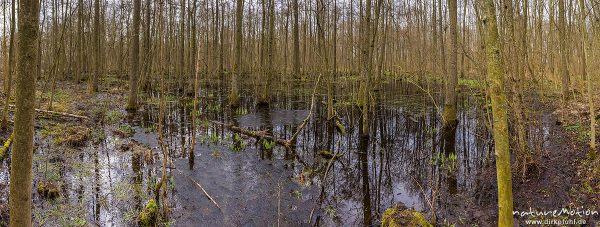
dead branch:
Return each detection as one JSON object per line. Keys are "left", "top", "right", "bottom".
{"left": 288, "top": 75, "right": 321, "bottom": 144}
{"left": 7, "top": 104, "right": 90, "bottom": 121}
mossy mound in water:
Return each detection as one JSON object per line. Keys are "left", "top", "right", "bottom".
{"left": 138, "top": 199, "right": 158, "bottom": 226}
{"left": 381, "top": 205, "right": 432, "bottom": 227}
{"left": 37, "top": 181, "right": 60, "bottom": 199}
{"left": 41, "top": 124, "right": 91, "bottom": 147}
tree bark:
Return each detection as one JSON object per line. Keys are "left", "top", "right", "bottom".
{"left": 558, "top": 0, "right": 570, "bottom": 101}
{"left": 230, "top": 0, "right": 243, "bottom": 107}
{"left": 580, "top": 0, "right": 595, "bottom": 154}
{"left": 443, "top": 0, "right": 458, "bottom": 128}
{"left": 89, "top": 0, "right": 101, "bottom": 94}
{"left": 1, "top": 0, "right": 16, "bottom": 129}
{"left": 9, "top": 0, "right": 40, "bottom": 225}
{"left": 127, "top": 0, "right": 141, "bottom": 111}
{"left": 292, "top": 0, "right": 300, "bottom": 76}
{"left": 482, "top": 0, "right": 514, "bottom": 225}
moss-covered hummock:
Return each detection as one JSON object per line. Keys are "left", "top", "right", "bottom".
{"left": 37, "top": 181, "right": 60, "bottom": 199}
{"left": 381, "top": 206, "right": 432, "bottom": 227}
{"left": 41, "top": 124, "right": 91, "bottom": 147}
{"left": 138, "top": 199, "right": 158, "bottom": 226}
{"left": 0, "top": 132, "right": 14, "bottom": 160}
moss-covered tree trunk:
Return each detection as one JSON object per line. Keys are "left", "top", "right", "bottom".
{"left": 127, "top": 0, "right": 141, "bottom": 111}
{"left": 9, "top": 0, "right": 40, "bottom": 225}
{"left": 482, "top": 0, "right": 514, "bottom": 225}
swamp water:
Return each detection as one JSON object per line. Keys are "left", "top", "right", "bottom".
{"left": 0, "top": 79, "right": 553, "bottom": 226}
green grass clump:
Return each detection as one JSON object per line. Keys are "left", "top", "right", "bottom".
{"left": 104, "top": 110, "right": 124, "bottom": 124}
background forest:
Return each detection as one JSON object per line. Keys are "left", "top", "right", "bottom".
{"left": 0, "top": 0, "right": 598, "bottom": 226}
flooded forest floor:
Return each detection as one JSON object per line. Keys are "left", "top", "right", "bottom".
{"left": 0, "top": 75, "right": 598, "bottom": 226}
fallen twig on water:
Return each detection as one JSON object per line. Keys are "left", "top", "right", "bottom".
{"left": 175, "top": 169, "right": 222, "bottom": 211}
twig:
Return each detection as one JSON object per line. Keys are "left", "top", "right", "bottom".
{"left": 410, "top": 175, "right": 436, "bottom": 223}
{"left": 403, "top": 78, "right": 442, "bottom": 119}
{"left": 175, "top": 169, "right": 222, "bottom": 211}
{"left": 288, "top": 75, "right": 321, "bottom": 144}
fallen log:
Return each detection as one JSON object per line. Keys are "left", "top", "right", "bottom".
{"left": 7, "top": 104, "right": 90, "bottom": 121}
{"left": 208, "top": 121, "right": 309, "bottom": 166}
{"left": 210, "top": 121, "right": 291, "bottom": 148}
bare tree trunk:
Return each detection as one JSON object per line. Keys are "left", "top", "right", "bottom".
{"left": 230, "top": 0, "right": 243, "bottom": 107}
{"left": 503, "top": 0, "right": 530, "bottom": 178}
{"left": 1, "top": 0, "right": 15, "bottom": 129}
{"left": 127, "top": 0, "right": 141, "bottom": 111}
{"left": 443, "top": 0, "right": 458, "bottom": 128}
{"left": 580, "top": 0, "right": 595, "bottom": 154}
{"left": 88, "top": 0, "right": 101, "bottom": 94}
{"left": 558, "top": 0, "right": 570, "bottom": 101}
{"left": 482, "top": 0, "right": 514, "bottom": 225}
{"left": 179, "top": 0, "right": 186, "bottom": 94}
{"left": 292, "top": 0, "right": 300, "bottom": 76}
{"left": 359, "top": 0, "right": 373, "bottom": 137}
{"left": 76, "top": 0, "right": 84, "bottom": 83}
{"left": 9, "top": 0, "right": 40, "bottom": 225}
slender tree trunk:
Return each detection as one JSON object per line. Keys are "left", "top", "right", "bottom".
{"left": 359, "top": 0, "right": 373, "bottom": 137}
{"left": 9, "top": 0, "right": 40, "bottom": 225}
{"left": 1, "top": 0, "right": 15, "bottom": 129}
{"left": 580, "top": 0, "right": 595, "bottom": 154}
{"left": 191, "top": 0, "right": 201, "bottom": 166}
{"left": 258, "top": 0, "right": 275, "bottom": 105}
{"left": 127, "top": 0, "right": 141, "bottom": 111}
{"left": 482, "top": 0, "right": 514, "bottom": 225}
{"left": 558, "top": 0, "right": 570, "bottom": 101}
{"left": 88, "top": 0, "right": 100, "bottom": 94}
{"left": 292, "top": 0, "right": 300, "bottom": 76}
{"left": 76, "top": 0, "right": 83, "bottom": 83}
{"left": 230, "top": 0, "right": 243, "bottom": 107}
{"left": 179, "top": 0, "right": 186, "bottom": 94}
{"left": 504, "top": 0, "right": 530, "bottom": 178}
{"left": 443, "top": 0, "right": 458, "bottom": 128}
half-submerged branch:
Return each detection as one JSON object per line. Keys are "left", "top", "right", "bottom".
{"left": 210, "top": 75, "right": 322, "bottom": 151}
